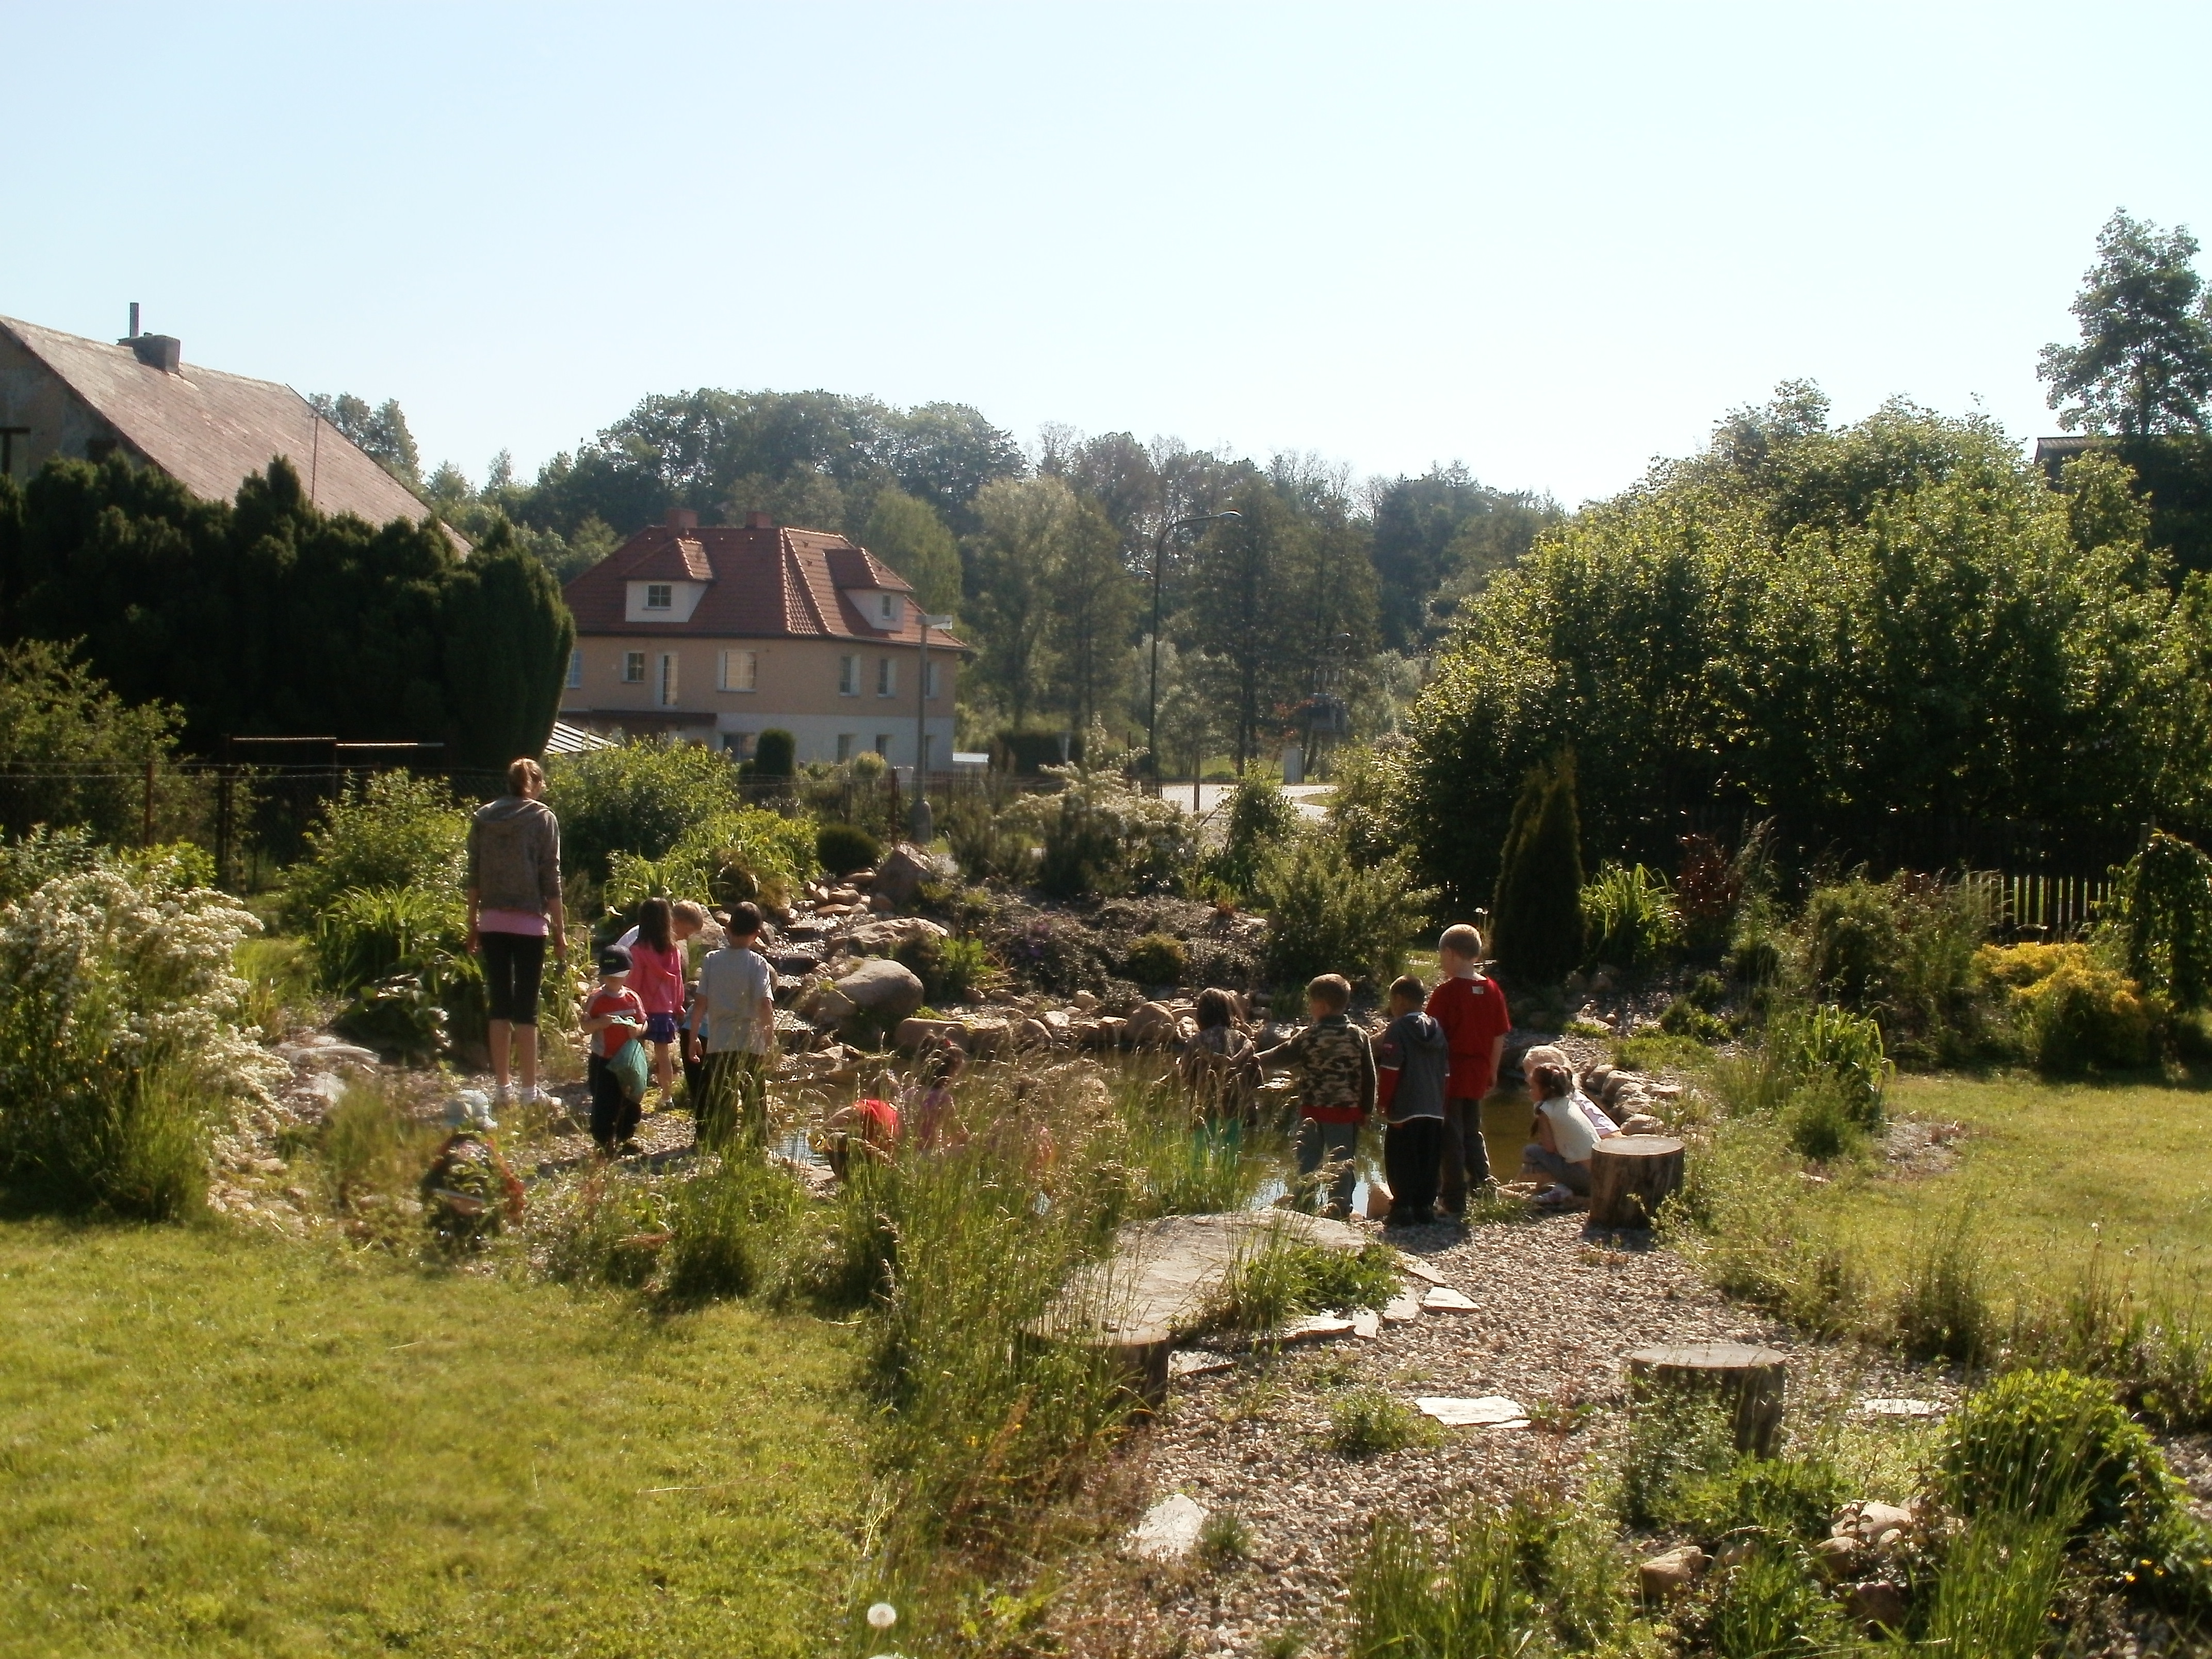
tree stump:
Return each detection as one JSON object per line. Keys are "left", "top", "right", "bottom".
{"left": 1627, "top": 1341, "right": 1788, "bottom": 1456}
{"left": 1588, "top": 1133, "right": 1684, "bottom": 1228}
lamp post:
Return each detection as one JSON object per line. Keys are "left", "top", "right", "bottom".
{"left": 1146, "top": 510, "right": 1239, "bottom": 793}
{"left": 911, "top": 610, "right": 956, "bottom": 842}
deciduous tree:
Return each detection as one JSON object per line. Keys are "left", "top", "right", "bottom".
{"left": 2039, "top": 209, "right": 2212, "bottom": 436}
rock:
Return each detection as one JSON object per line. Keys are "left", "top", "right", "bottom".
{"left": 809, "top": 958, "right": 926, "bottom": 1028}
{"left": 1638, "top": 1546, "right": 1707, "bottom": 1600}
{"left": 1845, "top": 1582, "right": 1909, "bottom": 1631}
{"left": 1126, "top": 1001, "right": 1182, "bottom": 1047}
{"left": 1072, "top": 1019, "right": 1105, "bottom": 1047}
{"left": 1422, "top": 1285, "right": 1478, "bottom": 1312}
{"left": 1281, "top": 1314, "right": 1357, "bottom": 1342}
{"left": 896, "top": 1016, "right": 966, "bottom": 1050}
{"left": 1043, "top": 1009, "right": 1073, "bottom": 1036}
{"left": 1812, "top": 1535, "right": 1861, "bottom": 1581}
{"left": 1397, "top": 1256, "right": 1444, "bottom": 1285}
{"left": 1584, "top": 1063, "right": 1615, "bottom": 1096}
{"left": 1856, "top": 1502, "right": 1915, "bottom": 1541}
{"left": 840, "top": 916, "right": 948, "bottom": 956}
{"left": 1130, "top": 1493, "right": 1210, "bottom": 1562}
{"left": 1017, "top": 1017, "right": 1054, "bottom": 1051}
{"left": 1417, "top": 1395, "right": 1528, "bottom": 1427}
{"left": 871, "top": 842, "right": 934, "bottom": 910}
{"left": 1382, "top": 1292, "right": 1423, "bottom": 1323}
{"left": 770, "top": 949, "right": 822, "bottom": 976}
{"left": 1616, "top": 1113, "right": 1667, "bottom": 1135}
{"left": 1351, "top": 1309, "right": 1381, "bottom": 1340}
{"left": 1168, "top": 1350, "right": 1234, "bottom": 1380}
{"left": 292, "top": 1072, "right": 347, "bottom": 1108}
{"left": 1858, "top": 1397, "right": 1943, "bottom": 1418}
{"left": 1602, "top": 1071, "right": 1646, "bottom": 1107}
{"left": 1364, "top": 1181, "right": 1394, "bottom": 1221}
{"left": 1098, "top": 1015, "right": 1127, "bottom": 1046}
{"left": 1716, "top": 1540, "right": 1757, "bottom": 1569}
{"left": 868, "top": 892, "right": 894, "bottom": 913}
{"left": 1071, "top": 990, "right": 1100, "bottom": 1012}
{"left": 962, "top": 1019, "right": 1012, "bottom": 1055}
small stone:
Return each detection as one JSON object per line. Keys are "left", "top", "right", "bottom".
{"left": 1716, "top": 1540, "right": 1756, "bottom": 1569}
{"left": 1858, "top": 1397, "right": 1942, "bottom": 1418}
{"left": 1845, "top": 1581, "right": 1909, "bottom": 1631}
{"left": 1382, "top": 1293, "right": 1423, "bottom": 1323}
{"left": 1421, "top": 1285, "right": 1477, "bottom": 1312}
{"left": 1856, "top": 1501, "right": 1914, "bottom": 1540}
{"left": 1070, "top": 990, "right": 1100, "bottom": 1012}
{"left": 1130, "top": 1492, "right": 1209, "bottom": 1561}
{"left": 1397, "top": 1257, "right": 1444, "bottom": 1285}
{"left": 1416, "top": 1395, "right": 1527, "bottom": 1427}
{"left": 1351, "top": 1309, "right": 1381, "bottom": 1340}
{"left": 1638, "top": 1546, "right": 1707, "bottom": 1600}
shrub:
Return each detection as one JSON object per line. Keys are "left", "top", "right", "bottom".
{"left": 280, "top": 771, "right": 468, "bottom": 929}
{"left": 816, "top": 822, "right": 881, "bottom": 877}
{"left": 1659, "top": 997, "right": 1727, "bottom": 1044}
{"left": 1328, "top": 1389, "right": 1438, "bottom": 1458}
{"left": 1615, "top": 1390, "right": 1741, "bottom": 1528}
{"left": 1581, "top": 862, "right": 1681, "bottom": 970}
{"left": 601, "top": 805, "right": 817, "bottom": 915}
{"left": 1767, "top": 1003, "right": 1888, "bottom": 1127}
{"left": 1124, "top": 931, "right": 1188, "bottom": 986}
{"left": 1940, "top": 1368, "right": 2183, "bottom": 1542}
{"left": 1010, "top": 765, "right": 1192, "bottom": 899}
{"left": 2107, "top": 831, "right": 2212, "bottom": 1011}
{"left": 313, "top": 884, "right": 465, "bottom": 994}
{"left": 1696, "top": 1546, "right": 1845, "bottom": 1658}
{"left": 1895, "top": 1214, "right": 1996, "bottom": 1363}
{"left": 0, "top": 858, "right": 280, "bottom": 1215}
{"left": 1795, "top": 873, "right": 1997, "bottom": 1065}
{"left": 545, "top": 739, "right": 745, "bottom": 883}
{"left": 1256, "top": 827, "right": 1437, "bottom": 990}
{"left": 2021, "top": 955, "right": 2158, "bottom": 1074}
{"left": 752, "top": 728, "right": 795, "bottom": 779}
{"left": 1212, "top": 777, "right": 1298, "bottom": 899}
{"left": 1490, "top": 752, "right": 1585, "bottom": 988}
{"left": 1672, "top": 1451, "right": 1847, "bottom": 1543}
{"left": 944, "top": 790, "right": 1033, "bottom": 884}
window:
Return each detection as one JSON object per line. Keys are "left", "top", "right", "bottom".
{"left": 566, "top": 648, "right": 583, "bottom": 690}
{"left": 718, "top": 648, "right": 757, "bottom": 692}
{"left": 623, "top": 650, "right": 646, "bottom": 683}
{"left": 85, "top": 437, "right": 118, "bottom": 463}
{"left": 658, "top": 652, "right": 678, "bottom": 706}
{"left": 923, "top": 660, "right": 940, "bottom": 701}
{"left": 725, "top": 730, "right": 758, "bottom": 760}
{"left": 0, "top": 428, "right": 27, "bottom": 479}
{"left": 874, "top": 735, "right": 893, "bottom": 758}
{"left": 644, "top": 583, "right": 673, "bottom": 610}
{"left": 877, "top": 592, "right": 900, "bottom": 626}
{"left": 876, "top": 657, "right": 897, "bottom": 697}
{"left": 838, "top": 655, "right": 859, "bottom": 696}
{"left": 836, "top": 734, "right": 855, "bottom": 762}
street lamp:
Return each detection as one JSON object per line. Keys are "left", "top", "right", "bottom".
{"left": 911, "top": 610, "right": 956, "bottom": 842}
{"left": 1146, "top": 510, "right": 1240, "bottom": 791}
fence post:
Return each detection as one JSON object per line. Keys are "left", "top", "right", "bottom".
{"left": 215, "top": 738, "right": 234, "bottom": 890}
{"left": 141, "top": 756, "right": 156, "bottom": 848}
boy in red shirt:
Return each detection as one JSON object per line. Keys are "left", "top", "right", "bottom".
{"left": 1425, "top": 923, "right": 1511, "bottom": 1218}
{"left": 581, "top": 944, "right": 647, "bottom": 1153}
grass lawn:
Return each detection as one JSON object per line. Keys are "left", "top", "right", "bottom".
{"left": 0, "top": 1222, "right": 868, "bottom": 1658}
{"left": 1819, "top": 1068, "right": 2212, "bottom": 1296}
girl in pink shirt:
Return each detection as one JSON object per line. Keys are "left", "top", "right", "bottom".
{"left": 627, "top": 898, "right": 688, "bottom": 1102}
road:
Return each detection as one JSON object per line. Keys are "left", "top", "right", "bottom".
{"left": 1162, "top": 782, "right": 1335, "bottom": 821}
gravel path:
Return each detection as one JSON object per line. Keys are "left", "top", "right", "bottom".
{"left": 1050, "top": 1210, "right": 1949, "bottom": 1657}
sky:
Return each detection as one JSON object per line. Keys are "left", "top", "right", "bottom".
{"left": 5, "top": 2, "right": 2210, "bottom": 508}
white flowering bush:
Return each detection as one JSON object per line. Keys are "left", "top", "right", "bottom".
{"left": 0, "top": 854, "right": 281, "bottom": 1214}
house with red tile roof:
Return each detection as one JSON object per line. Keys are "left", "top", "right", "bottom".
{"left": 0, "top": 313, "right": 460, "bottom": 543}
{"left": 559, "top": 509, "right": 965, "bottom": 770}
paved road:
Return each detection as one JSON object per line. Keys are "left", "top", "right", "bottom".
{"left": 1163, "top": 782, "right": 1334, "bottom": 820}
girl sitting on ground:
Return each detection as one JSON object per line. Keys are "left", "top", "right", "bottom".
{"left": 626, "top": 897, "right": 688, "bottom": 1105}
{"left": 1521, "top": 1059, "right": 1621, "bottom": 1206}
{"left": 905, "top": 1039, "right": 968, "bottom": 1152}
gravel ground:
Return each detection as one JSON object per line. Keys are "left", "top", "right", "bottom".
{"left": 1049, "top": 1209, "right": 1957, "bottom": 1658}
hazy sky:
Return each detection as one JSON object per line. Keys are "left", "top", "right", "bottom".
{"left": 6, "top": 3, "right": 2209, "bottom": 506}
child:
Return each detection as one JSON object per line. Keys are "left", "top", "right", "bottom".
{"left": 1522, "top": 1059, "right": 1619, "bottom": 1205}
{"left": 823, "top": 1094, "right": 901, "bottom": 1179}
{"left": 684, "top": 902, "right": 776, "bottom": 1147}
{"left": 1374, "top": 972, "right": 1450, "bottom": 1227}
{"left": 580, "top": 944, "right": 647, "bottom": 1153}
{"left": 1258, "top": 973, "right": 1376, "bottom": 1219}
{"left": 1425, "top": 924, "right": 1512, "bottom": 1219}
{"left": 1179, "top": 986, "right": 1260, "bottom": 1114}
{"left": 904, "top": 1039, "right": 967, "bottom": 1152}
{"left": 625, "top": 897, "right": 687, "bottom": 1104}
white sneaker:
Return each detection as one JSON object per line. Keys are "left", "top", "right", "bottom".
{"left": 515, "top": 1086, "right": 541, "bottom": 1107}
{"left": 1536, "top": 1183, "right": 1576, "bottom": 1207}
{"left": 491, "top": 1082, "right": 514, "bottom": 1103}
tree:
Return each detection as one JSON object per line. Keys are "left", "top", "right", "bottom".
{"left": 1489, "top": 753, "right": 1585, "bottom": 987}
{"left": 2039, "top": 210, "right": 2212, "bottom": 436}
{"left": 967, "top": 476, "right": 1081, "bottom": 730}
{"left": 1368, "top": 464, "right": 1564, "bottom": 645}
{"left": 308, "top": 392, "right": 422, "bottom": 486}
{"left": 1047, "top": 493, "right": 1136, "bottom": 735}
{"left": 0, "top": 636, "right": 186, "bottom": 842}
{"left": 437, "top": 519, "right": 576, "bottom": 768}
{"left": 862, "top": 485, "right": 962, "bottom": 617}
{"left": 1183, "top": 480, "right": 1305, "bottom": 772}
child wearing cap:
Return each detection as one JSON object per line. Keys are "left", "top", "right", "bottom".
{"left": 581, "top": 944, "right": 647, "bottom": 1153}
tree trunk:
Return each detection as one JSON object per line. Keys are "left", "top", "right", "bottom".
{"left": 1628, "top": 1341, "right": 1788, "bottom": 1456}
{"left": 1588, "top": 1133, "right": 1684, "bottom": 1228}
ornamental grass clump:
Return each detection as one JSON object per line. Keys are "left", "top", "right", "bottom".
{"left": 0, "top": 855, "right": 280, "bottom": 1216}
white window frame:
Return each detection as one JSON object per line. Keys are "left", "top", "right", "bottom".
{"left": 718, "top": 648, "right": 757, "bottom": 692}
{"left": 839, "top": 655, "right": 859, "bottom": 696}
{"left": 644, "top": 582, "right": 673, "bottom": 610}
{"left": 566, "top": 648, "right": 583, "bottom": 690}
{"left": 877, "top": 592, "right": 900, "bottom": 626}
{"left": 876, "top": 657, "right": 896, "bottom": 697}
{"left": 623, "top": 650, "right": 646, "bottom": 684}
{"left": 658, "top": 652, "right": 679, "bottom": 706}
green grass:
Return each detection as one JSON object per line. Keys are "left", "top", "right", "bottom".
{"left": 0, "top": 1221, "right": 866, "bottom": 1657}
{"left": 1823, "top": 1068, "right": 2212, "bottom": 1284}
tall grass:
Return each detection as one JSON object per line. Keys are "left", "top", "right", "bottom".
{"left": 1350, "top": 1510, "right": 1541, "bottom": 1659}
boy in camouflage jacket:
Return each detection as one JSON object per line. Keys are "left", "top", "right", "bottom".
{"left": 1258, "top": 973, "right": 1376, "bottom": 1218}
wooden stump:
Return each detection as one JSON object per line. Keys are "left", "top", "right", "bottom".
{"left": 1628, "top": 1341, "right": 1788, "bottom": 1456}
{"left": 1588, "top": 1133, "right": 1684, "bottom": 1228}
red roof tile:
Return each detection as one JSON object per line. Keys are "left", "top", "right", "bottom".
{"left": 563, "top": 522, "right": 967, "bottom": 648}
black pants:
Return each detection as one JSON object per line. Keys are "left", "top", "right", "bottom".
{"left": 588, "top": 1052, "right": 640, "bottom": 1150}
{"left": 479, "top": 930, "right": 545, "bottom": 1026}
{"left": 1439, "top": 1096, "right": 1493, "bottom": 1215}
{"left": 1384, "top": 1117, "right": 1444, "bottom": 1224}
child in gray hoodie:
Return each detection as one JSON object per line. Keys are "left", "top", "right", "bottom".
{"left": 1374, "top": 973, "right": 1450, "bottom": 1226}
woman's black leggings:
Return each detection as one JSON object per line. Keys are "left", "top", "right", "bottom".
{"left": 480, "top": 930, "right": 546, "bottom": 1026}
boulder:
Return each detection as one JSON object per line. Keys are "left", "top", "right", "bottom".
{"left": 963, "top": 1019, "right": 1012, "bottom": 1055}
{"left": 842, "top": 916, "right": 948, "bottom": 956}
{"left": 871, "top": 842, "right": 935, "bottom": 909}
{"left": 1126, "top": 1001, "right": 1183, "bottom": 1047}
{"left": 808, "top": 958, "right": 926, "bottom": 1028}
{"left": 1812, "top": 1535, "right": 1861, "bottom": 1582}
{"left": 1638, "top": 1546, "right": 1707, "bottom": 1600}
{"left": 896, "top": 1016, "right": 967, "bottom": 1050}
{"left": 1845, "top": 1582, "right": 1909, "bottom": 1632}
{"left": 1071, "top": 990, "right": 1100, "bottom": 1012}
{"left": 1016, "top": 1017, "right": 1054, "bottom": 1051}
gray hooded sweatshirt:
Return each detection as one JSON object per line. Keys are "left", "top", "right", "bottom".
{"left": 467, "top": 795, "right": 562, "bottom": 917}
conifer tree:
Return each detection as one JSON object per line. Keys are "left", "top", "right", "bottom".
{"left": 1489, "top": 752, "right": 1585, "bottom": 986}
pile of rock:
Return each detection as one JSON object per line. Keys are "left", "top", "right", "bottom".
{"left": 1580, "top": 1061, "right": 1676, "bottom": 1134}
{"left": 1639, "top": 1498, "right": 1923, "bottom": 1631}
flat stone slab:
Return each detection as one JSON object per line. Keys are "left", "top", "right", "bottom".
{"left": 1034, "top": 1211, "right": 1372, "bottom": 1347}
{"left": 1417, "top": 1395, "right": 1530, "bottom": 1427}
{"left": 1351, "top": 1309, "right": 1381, "bottom": 1340}
{"left": 1422, "top": 1285, "right": 1478, "bottom": 1312}
{"left": 1383, "top": 1292, "right": 1424, "bottom": 1323}
{"left": 1168, "top": 1351, "right": 1235, "bottom": 1380}
{"left": 1281, "top": 1314, "right": 1356, "bottom": 1343}
{"left": 1858, "top": 1397, "right": 1944, "bottom": 1418}
{"left": 1397, "top": 1256, "right": 1445, "bottom": 1284}
{"left": 1130, "top": 1493, "right": 1209, "bottom": 1560}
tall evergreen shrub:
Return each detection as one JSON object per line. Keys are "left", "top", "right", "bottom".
{"left": 1490, "top": 753, "right": 1585, "bottom": 986}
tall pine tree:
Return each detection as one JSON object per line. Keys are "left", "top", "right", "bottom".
{"left": 1489, "top": 751, "right": 1585, "bottom": 986}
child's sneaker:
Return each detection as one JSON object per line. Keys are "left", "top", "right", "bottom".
{"left": 514, "top": 1085, "right": 541, "bottom": 1108}
{"left": 1533, "top": 1183, "right": 1576, "bottom": 1208}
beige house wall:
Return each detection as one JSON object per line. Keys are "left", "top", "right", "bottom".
{"left": 561, "top": 633, "right": 960, "bottom": 768}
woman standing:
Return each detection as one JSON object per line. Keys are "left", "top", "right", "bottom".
{"left": 466, "top": 757, "right": 566, "bottom": 1104}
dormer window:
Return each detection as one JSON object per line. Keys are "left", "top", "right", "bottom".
{"left": 645, "top": 583, "right": 673, "bottom": 610}
{"left": 877, "top": 593, "right": 900, "bottom": 626}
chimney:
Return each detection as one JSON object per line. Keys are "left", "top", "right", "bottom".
{"left": 123, "top": 334, "right": 183, "bottom": 372}
{"left": 128, "top": 302, "right": 140, "bottom": 338}
{"left": 664, "top": 507, "right": 698, "bottom": 530}
{"left": 744, "top": 510, "right": 774, "bottom": 530}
